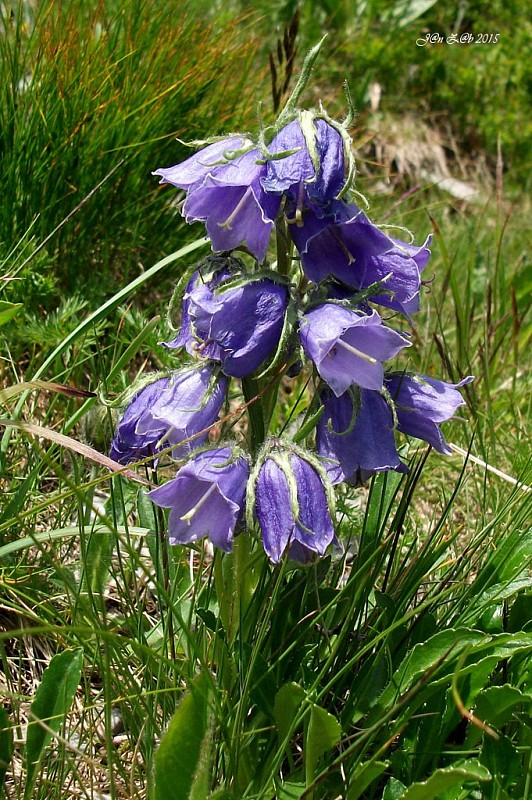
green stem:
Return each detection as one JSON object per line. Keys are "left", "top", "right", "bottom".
{"left": 241, "top": 375, "right": 265, "bottom": 455}
{"left": 274, "top": 37, "right": 327, "bottom": 133}
{"left": 215, "top": 534, "right": 253, "bottom": 645}
{"left": 275, "top": 212, "right": 290, "bottom": 277}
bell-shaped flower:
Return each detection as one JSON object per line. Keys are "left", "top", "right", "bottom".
{"left": 299, "top": 303, "right": 410, "bottom": 395}
{"left": 110, "top": 365, "right": 228, "bottom": 465}
{"left": 153, "top": 136, "right": 281, "bottom": 262}
{"left": 290, "top": 202, "right": 431, "bottom": 316}
{"left": 165, "top": 273, "right": 289, "bottom": 378}
{"left": 109, "top": 376, "right": 171, "bottom": 465}
{"left": 252, "top": 448, "right": 335, "bottom": 563}
{"left": 386, "top": 373, "right": 473, "bottom": 454}
{"left": 261, "top": 114, "right": 346, "bottom": 213}
{"left": 316, "top": 387, "right": 404, "bottom": 484}
{"left": 148, "top": 446, "right": 249, "bottom": 551}
{"left": 164, "top": 258, "right": 234, "bottom": 358}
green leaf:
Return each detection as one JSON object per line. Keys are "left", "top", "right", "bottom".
{"left": 376, "top": 630, "right": 532, "bottom": 711}
{"left": 274, "top": 682, "right": 306, "bottom": 747}
{"left": 508, "top": 590, "right": 532, "bottom": 632}
{"left": 81, "top": 526, "right": 111, "bottom": 595}
{"left": 347, "top": 760, "right": 389, "bottom": 800}
{"left": 361, "top": 471, "right": 404, "bottom": 560}
{"left": 0, "top": 706, "right": 13, "bottom": 791}
{"left": 391, "top": 0, "right": 439, "bottom": 27}
{"left": 246, "top": 646, "right": 278, "bottom": 717}
{"left": 382, "top": 777, "right": 407, "bottom": 800}
{"left": 397, "top": 759, "right": 491, "bottom": 799}
{"left": 154, "top": 671, "right": 213, "bottom": 800}
{"left": 376, "top": 628, "right": 484, "bottom": 709}
{"left": 496, "top": 528, "right": 532, "bottom": 583}
{"left": 0, "top": 525, "right": 150, "bottom": 559}
{"left": 305, "top": 704, "right": 341, "bottom": 783}
{"left": 481, "top": 733, "right": 522, "bottom": 792}
{"left": 466, "top": 684, "right": 532, "bottom": 745}
{"left": 275, "top": 781, "right": 306, "bottom": 799}
{"left": 25, "top": 648, "right": 83, "bottom": 800}
{"left": 0, "top": 301, "right": 23, "bottom": 326}
{"left": 463, "top": 577, "right": 532, "bottom": 625}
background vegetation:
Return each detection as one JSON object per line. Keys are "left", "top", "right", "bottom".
{"left": 1, "top": 0, "right": 530, "bottom": 798}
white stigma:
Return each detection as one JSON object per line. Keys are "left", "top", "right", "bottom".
{"left": 180, "top": 483, "right": 217, "bottom": 526}
{"left": 333, "top": 338, "right": 378, "bottom": 365}
{"left": 217, "top": 186, "right": 253, "bottom": 231}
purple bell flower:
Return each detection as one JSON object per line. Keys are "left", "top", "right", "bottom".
{"left": 165, "top": 274, "right": 289, "bottom": 378}
{"left": 148, "top": 446, "right": 249, "bottom": 551}
{"left": 386, "top": 373, "right": 473, "bottom": 454}
{"left": 253, "top": 450, "right": 335, "bottom": 563}
{"left": 261, "top": 116, "right": 346, "bottom": 211}
{"left": 317, "top": 388, "right": 404, "bottom": 485}
{"left": 153, "top": 137, "right": 281, "bottom": 262}
{"left": 165, "top": 260, "right": 234, "bottom": 358}
{"left": 290, "top": 202, "right": 431, "bottom": 316}
{"left": 109, "top": 376, "right": 171, "bottom": 465}
{"left": 110, "top": 365, "right": 228, "bottom": 465}
{"left": 299, "top": 303, "right": 410, "bottom": 395}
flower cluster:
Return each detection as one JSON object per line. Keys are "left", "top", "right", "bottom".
{"left": 110, "top": 90, "right": 472, "bottom": 565}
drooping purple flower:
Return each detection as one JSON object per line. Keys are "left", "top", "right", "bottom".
{"left": 386, "top": 373, "right": 473, "bottom": 454}
{"left": 299, "top": 303, "right": 410, "bottom": 395}
{"left": 290, "top": 202, "right": 431, "bottom": 316}
{"left": 165, "top": 274, "right": 289, "bottom": 378}
{"left": 153, "top": 137, "right": 281, "bottom": 262}
{"left": 316, "top": 388, "right": 404, "bottom": 484}
{"left": 137, "top": 364, "right": 228, "bottom": 457}
{"left": 148, "top": 446, "right": 249, "bottom": 551}
{"left": 109, "top": 376, "right": 171, "bottom": 465}
{"left": 110, "top": 365, "right": 228, "bottom": 465}
{"left": 164, "top": 258, "right": 234, "bottom": 357}
{"left": 261, "top": 116, "right": 346, "bottom": 211}
{"left": 254, "top": 450, "right": 335, "bottom": 563}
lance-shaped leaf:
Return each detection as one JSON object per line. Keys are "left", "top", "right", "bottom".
{"left": 154, "top": 671, "right": 213, "bottom": 800}
{"left": 25, "top": 649, "right": 83, "bottom": 800}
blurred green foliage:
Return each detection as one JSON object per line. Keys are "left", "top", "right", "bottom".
{"left": 239, "top": 0, "right": 531, "bottom": 185}
{"left": 0, "top": 0, "right": 262, "bottom": 307}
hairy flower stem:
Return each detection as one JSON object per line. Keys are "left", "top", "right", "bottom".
{"left": 150, "top": 465, "right": 176, "bottom": 663}
{"left": 275, "top": 212, "right": 290, "bottom": 277}
{"left": 273, "top": 36, "right": 327, "bottom": 133}
{"left": 242, "top": 375, "right": 265, "bottom": 455}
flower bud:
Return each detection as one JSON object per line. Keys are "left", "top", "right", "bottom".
{"left": 250, "top": 443, "right": 336, "bottom": 563}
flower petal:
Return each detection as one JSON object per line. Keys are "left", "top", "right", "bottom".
{"left": 190, "top": 279, "right": 288, "bottom": 377}
{"left": 386, "top": 373, "right": 473, "bottom": 453}
{"left": 317, "top": 389, "right": 402, "bottom": 484}
{"left": 149, "top": 447, "right": 249, "bottom": 552}
{"left": 153, "top": 137, "right": 248, "bottom": 189}
{"left": 300, "top": 305, "right": 409, "bottom": 395}
{"left": 255, "top": 458, "right": 294, "bottom": 563}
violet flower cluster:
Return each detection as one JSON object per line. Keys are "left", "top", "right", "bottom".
{"left": 109, "top": 100, "right": 472, "bottom": 565}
